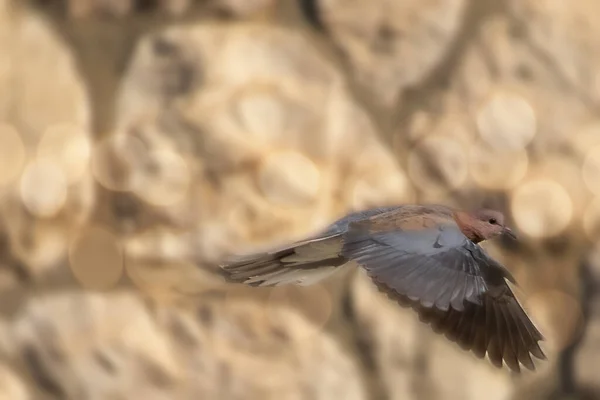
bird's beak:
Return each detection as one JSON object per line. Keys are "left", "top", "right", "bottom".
{"left": 502, "top": 227, "right": 517, "bottom": 240}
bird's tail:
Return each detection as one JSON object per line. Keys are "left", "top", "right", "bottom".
{"left": 219, "top": 234, "right": 348, "bottom": 287}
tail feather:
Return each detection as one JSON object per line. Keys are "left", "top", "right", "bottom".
{"left": 219, "top": 234, "right": 348, "bottom": 287}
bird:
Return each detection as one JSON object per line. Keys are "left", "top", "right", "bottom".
{"left": 218, "top": 204, "right": 546, "bottom": 372}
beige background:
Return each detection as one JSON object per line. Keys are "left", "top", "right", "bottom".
{"left": 0, "top": 0, "right": 598, "bottom": 399}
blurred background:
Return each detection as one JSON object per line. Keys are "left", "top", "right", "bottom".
{"left": 0, "top": 0, "right": 598, "bottom": 399}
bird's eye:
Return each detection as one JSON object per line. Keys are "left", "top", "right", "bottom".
{"left": 488, "top": 218, "right": 497, "bottom": 224}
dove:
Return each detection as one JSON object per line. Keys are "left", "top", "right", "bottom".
{"left": 218, "top": 204, "right": 546, "bottom": 372}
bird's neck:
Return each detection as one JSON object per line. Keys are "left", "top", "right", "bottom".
{"left": 453, "top": 211, "right": 485, "bottom": 243}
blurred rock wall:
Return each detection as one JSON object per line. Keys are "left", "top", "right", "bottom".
{"left": 0, "top": 0, "right": 599, "bottom": 399}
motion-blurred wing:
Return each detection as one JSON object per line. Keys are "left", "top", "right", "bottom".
{"left": 219, "top": 206, "right": 400, "bottom": 286}
{"left": 219, "top": 232, "right": 346, "bottom": 287}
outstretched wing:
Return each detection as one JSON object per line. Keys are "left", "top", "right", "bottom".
{"left": 415, "top": 284, "right": 546, "bottom": 372}
{"left": 341, "top": 213, "right": 545, "bottom": 372}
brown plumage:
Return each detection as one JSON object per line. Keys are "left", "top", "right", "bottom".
{"left": 218, "top": 204, "right": 546, "bottom": 372}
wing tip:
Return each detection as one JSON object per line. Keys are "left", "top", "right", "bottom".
{"left": 484, "top": 355, "right": 529, "bottom": 374}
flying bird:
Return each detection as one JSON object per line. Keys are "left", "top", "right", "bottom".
{"left": 218, "top": 204, "right": 546, "bottom": 372}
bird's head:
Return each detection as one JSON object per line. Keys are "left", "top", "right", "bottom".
{"left": 470, "top": 209, "right": 517, "bottom": 241}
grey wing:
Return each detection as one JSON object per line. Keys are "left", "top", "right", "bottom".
{"left": 341, "top": 223, "right": 545, "bottom": 372}
{"left": 341, "top": 224, "right": 494, "bottom": 311}
{"left": 415, "top": 284, "right": 546, "bottom": 372}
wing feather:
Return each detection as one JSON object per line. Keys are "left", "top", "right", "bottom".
{"left": 340, "top": 214, "right": 545, "bottom": 372}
